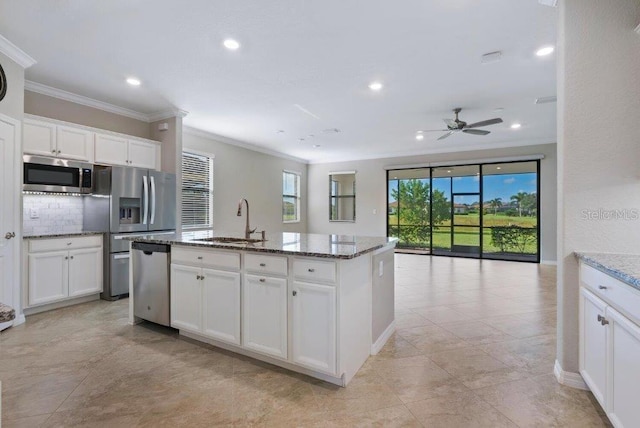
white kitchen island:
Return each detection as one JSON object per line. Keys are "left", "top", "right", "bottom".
{"left": 128, "top": 231, "right": 396, "bottom": 386}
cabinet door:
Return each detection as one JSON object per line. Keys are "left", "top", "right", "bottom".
{"left": 292, "top": 281, "right": 337, "bottom": 374}
{"left": 243, "top": 274, "right": 287, "bottom": 359}
{"left": 128, "top": 140, "right": 157, "bottom": 170}
{"left": 23, "top": 119, "right": 56, "bottom": 156}
{"left": 579, "top": 288, "right": 608, "bottom": 409}
{"left": 68, "top": 247, "right": 103, "bottom": 297}
{"left": 202, "top": 269, "right": 241, "bottom": 345}
{"left": 28, "top": 251, "right": 68, "bottom": 306}
{"left": 607, "top": 307, "right": 640, "bottom": 427}
{"left": 56, "top": 125, "right": 93, "bottom": 161}
{"left": 170, "top": 264, "right": 202, "bottom": 332}
{"left": 94, "top": 133, "right": 129, "bottom": 166}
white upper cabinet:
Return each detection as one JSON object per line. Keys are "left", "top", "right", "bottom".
{"left": 56, "top": 125, "right": 94, "bottom": 161}
{"left": 95, "top": 133, "right": 159, "bottom": 169}
{"left": 23, "top": 119, "right": 56, "bottom": 157}
{"left": 24, "top": 119, "right": 94, "bottom": 162}
{"left": 128, "top": 139, "right": 158, "bottom": 169}
{"left": 94, "top": 133, "right": 129, "bottom": 166}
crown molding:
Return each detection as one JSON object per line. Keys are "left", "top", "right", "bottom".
{"left": 25, "top": 80, "right": 188, "bottom": 123}
{"left": 148, "top": 108, "right": 189, "bottom": 122}
{"left": 183, "top": 126, "right": 308, "bottom": 164}
{"left": 0, "top": 34, "right": 36, "bottom": 68}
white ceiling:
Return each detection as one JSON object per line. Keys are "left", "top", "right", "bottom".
{"left": 0, "top": 0, "right": 557, "bottom": 163}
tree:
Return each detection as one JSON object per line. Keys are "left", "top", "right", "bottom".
{"left": 510, "top": 192, "right": 528, "bottom": 217}
{"left": 488, "top": 197, "right": 502, "bottom": 215}
{"left": 522, "top": 192, "right": 537, "bottom": 216}
{"left": 390, "top": 179, "right": 449, "bottom": 245}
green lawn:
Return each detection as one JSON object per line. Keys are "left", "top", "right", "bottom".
{"left": 388, "top": 213, "right": 538, "bottom": 254}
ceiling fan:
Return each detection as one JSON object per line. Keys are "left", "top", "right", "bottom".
{"left": 420, "top": 108, "right": 503, "bottom": 140}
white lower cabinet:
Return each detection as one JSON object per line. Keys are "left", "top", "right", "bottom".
{"left": 203, "top": 269, "right": 241, "bottom": 345}
{"left": 170, "top": 262, "right": 241, "bottom": 345}
{"left": 607, "top": 307, "right": 640, "bottom": 428}
{"left": 579, "top": 262, "right": 640, "bottom": 427}
{"left": 243, "top": 274, "right": 287, "bottom": 359}
{"left": 26, "top": 236, "right": 103, "bottom": 307}
{"left": 28, "top": 251, "right": 69, "bottom": 305}
{"left": 292, "top": 281, "right": 336, "bottom": 374}
{"left": 170, "top": 264, "right": 202, "bottom": 332}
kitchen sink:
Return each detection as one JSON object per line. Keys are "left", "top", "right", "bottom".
{"left": 195, "top": 237, "right": 266, "bottom": 244}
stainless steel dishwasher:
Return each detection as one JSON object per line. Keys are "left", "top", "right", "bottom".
{"left": 132, "top": 242, "right": 171, "bottom": 326}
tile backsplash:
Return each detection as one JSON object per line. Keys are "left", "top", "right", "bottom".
{"left": 23, "top": 195, "right": 84, "bottom": 236}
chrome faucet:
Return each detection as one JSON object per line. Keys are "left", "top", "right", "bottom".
{"left": 237, "top": 198, "right": 257, "bottom": 239}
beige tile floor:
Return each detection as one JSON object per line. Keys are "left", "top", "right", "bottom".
{"left": 0, "top": 254, "right": 612, "bottom": 427}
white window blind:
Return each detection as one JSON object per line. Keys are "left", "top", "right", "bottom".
{"left": 182, "top": 151, "right": 213, "bottom": 229}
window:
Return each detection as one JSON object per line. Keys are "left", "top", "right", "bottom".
{"left": 282, "top": 171, "right": 301, "bottom": 222}
{"left": 182, "top": 151, "right": 213, "bottom": 229}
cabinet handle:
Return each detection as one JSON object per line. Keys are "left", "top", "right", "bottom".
{"left": 259, "top": 263, "right": 266, "bottom": 267}
{"left": 292, "top": 290, "right": 297, "bottom": 296}
{"left": 259, "top": 278, "right": 266, "bottom": 283}
{"left": 196, "top": 275, "right": 200, "bottom": 280}
{"left": 598, "top": 285, "right": 607, "bottom": 290}
{"left": 65, "top": 256, "right": 68, "bottom": 260}
{"left": 57, "top": 150, "right": 61, "bottom": 154}
{"left": 70, "top": 256, "right": 74, "bottom": 259}
{"left": 67, "top": 242, "right": 72, "bottom": 246}
{"left": 597, "top": 314, "right": 604, "bottom": 322}
{"left": 308, "top": 268, "right": 315, "bottom": 273}
{"left": 197, "top": 256, "right": 203, "bottom": 260}
{"left": 601, "top": 318, "right": 610, "bottom": 326}
{"left": 51, "top": 149, "right": 56, "bottom": 154}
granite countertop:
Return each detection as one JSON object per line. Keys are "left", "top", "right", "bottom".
{"left": 575, "top": 252, "right": 640, "bottom": 290}
{"left": 125, "top": 230, "right": 397, "bottom": 259}
{"left": 24, "top": 231, "right": 104, "bottom": 240}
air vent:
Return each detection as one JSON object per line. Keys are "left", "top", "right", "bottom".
{"left": 481, "top": 51, "right": 502, "bottom": 64}
{"left": 322, "top": 128, "right": 341, "bottom": 134}
{"left": 535, "top": 96, "right": 557, "bottom": 104}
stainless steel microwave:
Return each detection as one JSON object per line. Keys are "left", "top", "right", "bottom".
{"left": 23, "top": 155, "right": 93, "bottom": 194}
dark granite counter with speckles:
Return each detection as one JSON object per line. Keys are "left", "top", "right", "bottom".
{"left": 575, "top": 252, "right": 640, "bottom": 291}
{"left": 124, "top": 230, "right": 397, "bottom": 259}
{"left": 24, "top": 231, "right": 104, "bottom": 240}
{"left": 0, "top": 302, "right": 15, "bottom": 322}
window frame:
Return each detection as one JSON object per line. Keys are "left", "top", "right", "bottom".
{"left": 181, "top": 150, "right": 214, "bottom": 231}
{"left": 282, "top": 170, "right": 301, "bottom": 223}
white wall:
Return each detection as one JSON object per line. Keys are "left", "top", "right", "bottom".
{"left": 308, "top": 143, "right": 557, "bottom": 262}
{"left": 182, "top": 129, "right": 308, "bottom": 236}
{"left": 557, "top": 0, "right": 640, "bottom": 374}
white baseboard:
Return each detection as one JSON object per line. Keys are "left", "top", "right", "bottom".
{"left": 554, "top": 360, "right": 589, "bottom": 390}
{"left": 541, "top": 259, "right": 558, "bottom": 266}
{"left": 371, "top": 320, "right": 396, "bottom": 355}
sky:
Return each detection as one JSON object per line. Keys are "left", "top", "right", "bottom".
{"left": 388, "top": 172, "right": 537, "bottom": 204}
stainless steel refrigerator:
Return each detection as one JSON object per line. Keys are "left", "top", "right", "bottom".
{"left": 84, "top": 165, "right": 176, "bottom": 300}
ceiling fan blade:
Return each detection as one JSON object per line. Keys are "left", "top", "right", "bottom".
{"left": 465, "top": 118, "right": 503, "bottom": 128}
{"left": 437, "top": 131, "right": 454, "bottom": 140}
{"left": 418, "top": 129, "right": 449, "bottom": 132}
{"left": 462, "top": 129, "right": 490, "bottom": 136}
{"left": 443, "top": 119, "right": 457, "bottom": 129}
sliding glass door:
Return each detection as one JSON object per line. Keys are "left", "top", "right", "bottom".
{"left": 387, "top": 160, "right": 540, "bottom": 263}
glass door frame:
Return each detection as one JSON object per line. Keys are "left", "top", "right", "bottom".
{"left": 386, "top": 159, "right": 541, "bottom": 263}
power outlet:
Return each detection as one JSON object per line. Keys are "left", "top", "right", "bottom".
{"left": 379, "top": 260, "right": 384, "bottom": 277}
{"left": 29, "top": 208, "right": 39, "bottom": 219}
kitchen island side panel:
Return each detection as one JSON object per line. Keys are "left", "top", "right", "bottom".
{"left": 372, "top": 246, "right": 395, "bottom": 348}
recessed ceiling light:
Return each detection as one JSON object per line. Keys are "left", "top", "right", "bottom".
{"left": 481, "top": 51, "right": 502, "bottom": 64}
{"left": 313, "top": 144, "right": 321, "bottom": 148}
{"left": 447, "top": 170, "right": 452, "bottom": 173}
{"left": 536, "top": 46, "right": 554, "bottom": 56}
{"left": 223, "top": 39, "right": 241, "bottom": 50}
{"left": 511, "top": 123, "right": 522, "bottom": 129}
{"left": 307, "top": 134, "right": 315, "bottom": 138}
{"left": 298, "top": 138, "right": 305, "bottom": 142}
{"left": 496, "top": 167, "right": 502, "bottom": 170}
{"left": 126, "top": 77, "right": 141, "bottom": 86}
{"left": 393, "top": 176, "right": 398, "bottom": 179}
{"left": 368, "top": 82, "right": 383, "bottom": 91}
{"left": 494, "top": 107, "right": 505, "bottom": 112}
{"left": 276, "top": 130, "right": 285, "bottom": 134}
{"left": 416, "top": 134, "right": 424, "bottom": 141}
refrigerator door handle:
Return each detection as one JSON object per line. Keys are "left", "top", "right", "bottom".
{"left": 142, "top": 175, "right": 149, "bottom": 225}
{"left": 150, "top": 176, "right": 156, "bottom": 225}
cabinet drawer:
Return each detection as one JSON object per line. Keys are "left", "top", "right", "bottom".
{"left": 293, "top": 259, "right": 336, "bottom": 284}
{"left": 29, "top": 235, "right": 102, "bottom": 252}
{"left": 244, "top": 254, "right": 288, "bottom": 276}
{"left": 172, "top": 246, "right": 240, "bottom": 270}
{"left": 580, "top": 263, "right": 640, "bottom": 326}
